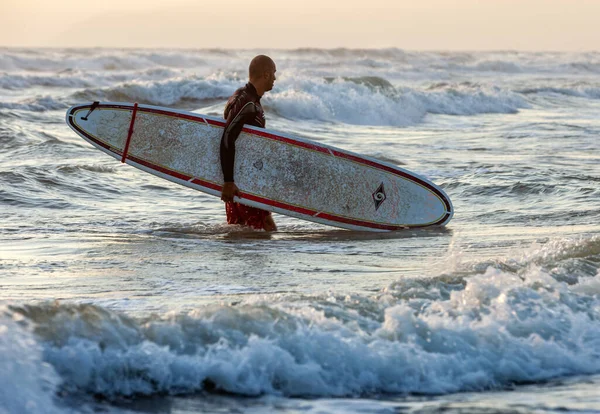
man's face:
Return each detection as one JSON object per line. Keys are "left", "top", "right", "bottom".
{"left": 264, "top": 64, "right": 277, "bottom": 92}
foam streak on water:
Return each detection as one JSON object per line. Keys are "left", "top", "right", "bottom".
{"left": 1, "top": 48, "right": 599, "bottom": 413}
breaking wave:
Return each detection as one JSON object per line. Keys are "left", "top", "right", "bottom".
{"left": 265, "top": 78, "right": 528, "bottom": 126}
{"left": 73, "top": 73, "right": 241, "bottom": 107}
{"left": 62, "top": 75, "right": 530, "bottom": 126}
{"left": 0, "top": 309, "right": 62, "bottom": 413}
{"left": 1, "top": 236, "right": 598, "bottom": 404}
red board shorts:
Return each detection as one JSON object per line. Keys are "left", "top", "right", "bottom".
{"left": 225, "top": 202, "right": 271, "bottom": 230}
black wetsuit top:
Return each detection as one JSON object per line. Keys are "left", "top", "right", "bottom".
{"left": 220, "top": 83, "right": 266, "bottom": 183}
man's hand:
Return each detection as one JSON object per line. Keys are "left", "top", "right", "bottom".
{"left": 221, "top": 182, "right": 240, "bottom": 202}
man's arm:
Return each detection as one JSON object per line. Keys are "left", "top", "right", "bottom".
{"left": 220, "top": 102, "right": 257, "bottom": 201}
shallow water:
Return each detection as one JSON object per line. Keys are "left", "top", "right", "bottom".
{"left": 1, "top": 48, "right": 599, "bottom": 413}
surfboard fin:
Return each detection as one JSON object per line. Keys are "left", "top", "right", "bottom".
{"left": 81, "top": 101, "right": 99, "bottom": 121}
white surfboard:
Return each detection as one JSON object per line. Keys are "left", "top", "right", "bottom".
{"left": 66, "top": 102, "right": 453, "bottom": 231}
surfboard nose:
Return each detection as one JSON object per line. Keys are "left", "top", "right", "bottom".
{"left": 67, "top": 102, "right": 100, "bottom": 138}
{"left": 67, "top": 102, "right": 137, "bottom": 153}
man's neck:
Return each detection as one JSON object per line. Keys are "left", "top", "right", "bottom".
{"left": 249, "top": 81, "right": 265, "bottom": 98}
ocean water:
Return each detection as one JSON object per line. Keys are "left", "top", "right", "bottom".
{"left": 1, "top": 48, "right": 599, "bottom": 414}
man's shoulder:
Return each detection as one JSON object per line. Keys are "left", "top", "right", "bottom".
{"left": 225, "top": 86, "right": 258, "bottom": 119}
{"left": 233, "top": 83, "right": 255, "bottom": 98}
{"left": 228, "top": 86, "right": 253, "bottom": 106}
{"left": 232, "top": 85, "right": 247, "bottom": 96}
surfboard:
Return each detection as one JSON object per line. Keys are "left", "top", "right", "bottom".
{"left": 66, "top": 101, "right": 453, "bottom": 231}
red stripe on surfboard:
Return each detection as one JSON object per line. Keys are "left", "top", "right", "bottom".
{"left": 121, "top": 102, "right": 138, "bottom": 163}
{"left": 190, "top": 178, "right": 222, "bottom": 192}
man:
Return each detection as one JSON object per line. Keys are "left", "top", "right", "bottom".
{"left": 220, "top": 55, "right": 277, "bottom": 231}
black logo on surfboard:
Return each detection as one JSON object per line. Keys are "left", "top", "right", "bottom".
{"left": 372, "top": 183, "right": 386, "bottom": 210}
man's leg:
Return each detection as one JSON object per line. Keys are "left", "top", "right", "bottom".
{"left": 263, "top": 213, "right": 277, "bottom": 232}
{"left": 225, "top": 202, "right": 275, "bottom": 231}
{"left": 225, "top": 202, "right": 243, "bottom": 225}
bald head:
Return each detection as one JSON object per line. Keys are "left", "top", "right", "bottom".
{"left": 248, "top": 55, "right": 277, "bottom": 96}
{"left": 249, "top": 55, "right": 275, "bottom": 80}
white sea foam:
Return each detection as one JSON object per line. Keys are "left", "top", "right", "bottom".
{"left": 4, "top": 249, "right": 598, "bottom": 403}
{"left": 0, "top": 307, "right": 62, "bottom": 414}
{"left": 13, "top": 72, "right": 600, "bottom": 122}
{"left": 70, "top": 74, "right": 528, "bottom": 126}
{"left": 3, "top": 48, "right": 600, "bottom": 124}
{"left": 75, "top": 73, "right": 241, "bottom": 106}
{"left": 265, "top": 77, "right": 528, "bottom": 126}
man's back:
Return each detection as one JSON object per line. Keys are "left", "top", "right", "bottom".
{"left": 224, "top": 83, "right": 266, "bottom": 129}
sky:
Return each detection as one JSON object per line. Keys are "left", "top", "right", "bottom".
{"left": 1, "top": 0, "right": 599, "bottom": 50}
